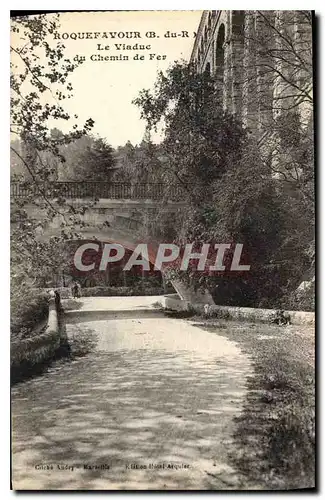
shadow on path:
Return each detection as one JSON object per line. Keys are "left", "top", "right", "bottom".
{"left": 12, "top": 317, "right": 254, "bottom": 490}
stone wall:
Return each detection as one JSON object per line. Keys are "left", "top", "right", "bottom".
{"left": 164, "top": 294, "right": 315, "bottom": 326}
{"left": 11, "top": 298, "right": 64, "bottom": 381}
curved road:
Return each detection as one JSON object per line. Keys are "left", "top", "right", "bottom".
{"left": 12, "top": 296, "right": 253, "bottom": 490}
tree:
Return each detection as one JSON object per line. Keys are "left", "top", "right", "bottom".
{"left": 134, "top": 62, "right": 246, "bottom": 204}
{"left": 134, "top": 62, "right": 289, "bottom": 306}
{"left": 37, "top": 133, "right": 116, "bottom": 181}
{"left": 10, "top": 15, "right": 94, "bottom": 180}
{"left": 113, "top": 140, "right": 164, "bottom": 184}
{"left": 241, "top": 11, "right": 314, "bottom": 204}
{"left": 77, "top": 137, "right": 116, "bottom": 181}
{"left": 240, "top": 11, "right": 312, "bottom": 119}
{"left": 10, "top": 13, "right": 94, "bottom": 330}
{"left": 243, "top": 11, "right": 315, "bottom": 298}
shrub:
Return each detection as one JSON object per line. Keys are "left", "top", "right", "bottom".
{"left": 11, "top": 288, "right": 49, "bottom": 341}
{"left": 285, "top": 282, "right": 315, "bottom": 312}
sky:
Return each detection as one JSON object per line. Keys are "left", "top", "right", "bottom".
{"left": 15, "top": 11, "right": 202, "bottom": 148}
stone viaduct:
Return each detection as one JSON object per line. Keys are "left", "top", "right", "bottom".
{"left": 190, "top": 10, "right": 313, "bottom": 134}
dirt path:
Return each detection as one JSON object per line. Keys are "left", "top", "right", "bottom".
{"left": 12, "top": 300, "right": 257, "bottom": 490}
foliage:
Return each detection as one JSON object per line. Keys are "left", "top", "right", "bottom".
{"left": 134, "top": 62, "right": 294, "bottom": 306}
{"left": 11, "top": 286, "right": 49, "bottom": 341}
{"left": 133, "top": 56, "right": 315, "bottom": 309}
{"left": 198, "top": 321, "right": 315, "bottom": 489}
{"left": 10, "top": 13, "right": 96, "bottom": 337}
{"left": 243, "top": 11, "right": 315, "bottom": 302}
{"left": 64, "top": 136, "right": 116, "bottom": 181}
{"left": 113, "top": 140, "right": 164, "bottom": 184}
{"left": 134, "top": 63, "right": 246, "bottom": 202}
{"left": 12, "top": 132, "right": 116, "bottom": 183}
{"left": 251, "top": 11, "right": 313, "bottom": 112}
{"left": 283, "top": 282, "right": 315, "bottom": 312}
{"left": 10, "top": 14, "right": 94, "bottom": 177}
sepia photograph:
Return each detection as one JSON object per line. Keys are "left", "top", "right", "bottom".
{"left": 10, "top": 9, "right": 315, "bottom": 491}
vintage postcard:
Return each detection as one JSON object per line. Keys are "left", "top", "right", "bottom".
{"left": 10, "top": 10, "right": 315, "bottom": 490}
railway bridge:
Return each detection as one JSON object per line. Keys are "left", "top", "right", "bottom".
{"left": 11, "top": 181, "right": 214, "bottom": 305}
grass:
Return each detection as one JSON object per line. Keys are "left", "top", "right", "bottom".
{"left": 190, "top": 319, "right": 315, "bottom": 490}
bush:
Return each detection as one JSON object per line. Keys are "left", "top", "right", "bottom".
{"left": 11, "top": 288, "right": 49, "bottom": 341}
{"left": 284, "top": 282, "right": 315, "bottom": 312}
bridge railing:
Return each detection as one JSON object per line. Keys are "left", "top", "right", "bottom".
{"left": 11, "top": 182, "right": 185, "bottom": 201}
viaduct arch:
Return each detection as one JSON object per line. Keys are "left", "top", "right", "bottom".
{"left": 12, "top": 183, "right": 214, "bottom": 305}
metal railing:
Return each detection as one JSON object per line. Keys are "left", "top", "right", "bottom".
{"left": 11, "top": 182, "right": 185, "bottom": 201}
